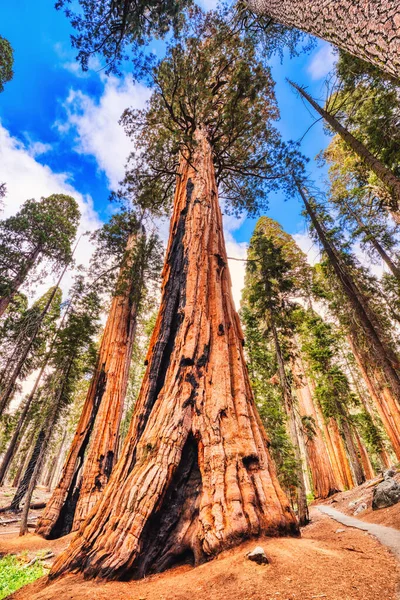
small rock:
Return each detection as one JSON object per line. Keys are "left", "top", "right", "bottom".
{"left": 348, "top": 501, "right": 357, "bottom": 508}
{"left": 335, "top": 528, "right": 345, "bottom": 533}
{"left": 383, "top": 467, "right": 397, "bottom": 480}
{"left": 246, "top": 546, "right": 269, "bottom": 565}
{"left": 354, "top": 502, "right": 367, "bottom": 516}
{"left": 372, "top": 477, "right": 400, "bottom": 510}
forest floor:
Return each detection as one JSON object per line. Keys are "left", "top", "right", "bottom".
{"left": 317, "top": 471, "right": 400, "bottom": 529}
{"left": 1, "top": 506, "right": 398, "bottom": 600}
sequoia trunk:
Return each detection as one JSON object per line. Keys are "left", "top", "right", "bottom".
{"left": 292, "top": 351, "right": 340, "bottom": 498}
{"left": 50, "top": 129, "right": 298, "bottom": 581}
{"left": 37, "top": 233, "right": 141, "bottom": 539}
{"left": 347, "top": 334, "right": 400, "bottom": 461}
{"left": 270, "top": 323, "right": 309, "bottom": 525}
{"left": 247, "top": 0, "right": 400, "bottom": 81}
{"left": 291, "top": 83, "right": 400, "bottom": 211}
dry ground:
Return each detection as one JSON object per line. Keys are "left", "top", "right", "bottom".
{"left": 4, "top": 507, "right": 399, "bottom": 600}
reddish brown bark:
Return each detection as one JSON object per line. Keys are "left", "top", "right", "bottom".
{"left": 50, "top": 129, "right": 298, "bottom": 581}
{"left": 292, "top": 352, "right": 340, "bottom": 498}
{"left": 327, "top": 418, "right": 354, "bottom": 490}
{"left": 348, "top": 335, "right": 400, "bottom": 461}
{"left": 271, "top": 324, "right": 309, "bottom": 525}
{"left": 354, "top": 429, "right": 375, "bottom": 481}
{"left": 247, "top": 0, "right": 400, "bottom": 81}
{"left": 36, "top": 234, "right": 140, "bottom": 539}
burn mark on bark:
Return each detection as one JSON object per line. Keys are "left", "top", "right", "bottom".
{"left": 180, "top": 357, "right": 195, "bottom": 367}
{"left": 218, "top": 323, "right": 225, "bottom": 336}
{"left": 242, "top": 454, "right": 260, "bottom": 472}
{"left": 48, "top": 368, "right": 107, "bottom": 538}
{"left": 128, "top": 180, "right": 193, "bottom": 474}
{"left": 196, "top": 344, "right": 209, "bottom": 369}
{"left": 127, "top": 434, "right": 203, "bottom": 580}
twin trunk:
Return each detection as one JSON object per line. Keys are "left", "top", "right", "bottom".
{"left": 50, "top": 129, "right": 298, "bottom": 582}
{"left": 36, "top": 234, "right": 140, "bottom": 539}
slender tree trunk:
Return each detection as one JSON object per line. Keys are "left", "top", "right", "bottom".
{"left": 0, "top": 385, "right": 43, "bottom": 485}
{"left": 350, "top": 211, "right": 400, "bottom": 279}
{"left": 340, "top": 418, "right": 365, "bottom": 486}
{"left": 291, "top": 350, "right": 340, "bottom": 498}
{"left": 271, "top": 323, "right": 309, "bottom": 526}
{"left": 44, "top": 429, "right": 68, "bottom": 490}
{"left": 37, "top": 233, "right": 142, "bottom": 539}
{"left": 327, "top": 418, "right": 354, "bottom": 489}
{"left": 10, "top": 430, "right": 45, "bottom": 511}
{"left": 347, "top": 334, "right": 400, "bottom": 461}
{"left": 354, "top": 429, "right": 375, "bottom": 480}
{"left": 0, "top": 261, "right": 69, "bottom": 415}
{"left": 346, "top": 363, "right": 392, "bottom": 470}
{"left": 11, "top": 430, "right": 36, "bottom": 488}
{"left": 246, "top": 0, "right": 400, "bottom": 80}
{"left": 0, "top": 246, "right": 41, "bottom": 318}
{"left": 19, "top": 408, "right": 59, "bottom": 535}
{"left": 298, "top": 184, "right": 400, "bottom": 406}
{"left": 50, "top": 129, "right": 298, "bottom": 581}
{"left": 291, "top": 83, "right": 400, "bottom": 211}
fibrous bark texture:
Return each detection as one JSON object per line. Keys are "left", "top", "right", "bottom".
{"left": 292, "top": 352, "right": 340, "bottom": 498}
{"left": 37, "top": 234, "right": 139, "bottom": 539}
{"left": 50, "top": 129, "right": 298, "bottom": 582}
{"left": 247, "top": 0, "right": 400, "bottom": 80}
{"left": 348, "top": 335, "right": 400, "bottom": 461}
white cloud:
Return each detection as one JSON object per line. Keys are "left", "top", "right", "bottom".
{"left": 57, "top": 76, "right": 151, "bottom": 190}
{"left": 307, "top": 43, "right": 336, "bottom": 81}
{"left": 293, "top": 230, "right": 321, "bottom": 265}
{"left": 0, "top": 122, "right": 102, "bottom": 302}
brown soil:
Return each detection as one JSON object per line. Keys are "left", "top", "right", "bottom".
{"left": 319, "top": 471, "right": 400, "bottom": 530}
{"left": 7, "top": 507, "right": 399, "bottom": 600}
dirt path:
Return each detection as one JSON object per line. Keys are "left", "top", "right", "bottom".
{"left": 7, "top": 508, "right": 400, "bottom": 600}
{"left": 318, "top": 505, "right": 400, "bottom": 559}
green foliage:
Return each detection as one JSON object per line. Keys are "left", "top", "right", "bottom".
{"left": 0, "top": 36, "right": 14, "bottom": 93}
{"left": 119, "top": 10, "right": 285, "bottom": 216}
{"left": 0, "top": 554, "right": 47, "bottom": 599}
{"left": 90, "top": 211, "right": 163, "bottom": 308}
{"left": 55, "top": 0, "right": 191, "bottom": 74}
{"left": 295, "top": 307, "right": 357, "bottom": 422}
{"left": 0, "top": 195, "right": 80, "bottom": 301}
{"left": 0, "top": 287, "right": 62, "bottom": 397}
{"left": 322, "top": 50, "right": 400, "bottom": 214}
{"left": 240, "top": 304, "right": 298, "bottom": 490}
{"left": 244, "top": 216, "right": 311, "bottom": 320}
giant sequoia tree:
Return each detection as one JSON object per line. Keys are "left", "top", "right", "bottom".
{"left": 50, "top": 14, "right": 297, "bottom": 581}
{"left": 245, "top": 0, "right": 400, "bottom": 80}
{"left": 37, "top": 212, "right": 162, "bottom": 538}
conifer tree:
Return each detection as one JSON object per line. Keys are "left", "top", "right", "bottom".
{"left": 0, "top": 286, "right": 62, "bottom": 415}
{"left": 290, "top": 82, "right": 400, "bottom": 212}
{"left": 0, "top": 35, "right": 13, "bottom": 93}
{"left": 245, "top": 0, "right": 400, "bottom": 80}
{"left": 50, "top": 13, "right": 297, "bottom": 581}
{"left": 9, "top": 277, "right": 101, "bottom": 533}
{"left": 302, "top": 190, "right": 400, "bottom": 462}
{"left": 0, "top": 194, "right": 80, "bottom": 318}
{"left": 37, "top": 212, "right": 162, "bottom": 538}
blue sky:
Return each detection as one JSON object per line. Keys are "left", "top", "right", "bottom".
{"left": 0, "top": 0, "right": 336, "bottom": 305}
